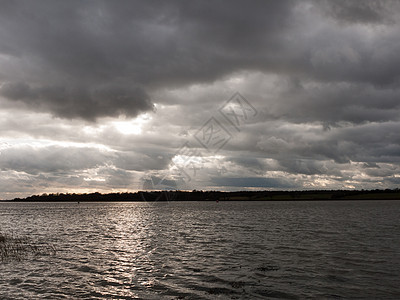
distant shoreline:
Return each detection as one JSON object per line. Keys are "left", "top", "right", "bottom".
{"left": 3, "top": 189, "right": 400, "bottom": 202}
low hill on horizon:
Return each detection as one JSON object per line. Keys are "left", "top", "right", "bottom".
{"left": 4, "top": 189, "right": 400, "bottom": 202}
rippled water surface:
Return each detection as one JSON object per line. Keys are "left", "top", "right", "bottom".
{"left": 0, "top": 200, "right": 399, "bottom": 299}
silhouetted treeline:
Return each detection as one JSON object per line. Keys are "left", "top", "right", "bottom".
{"left": 6, "top": 188, "right": 400, "bottom": 202}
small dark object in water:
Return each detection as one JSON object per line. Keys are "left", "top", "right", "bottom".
{"left": 257, "top": 265, "right": 279, "bottom": 272}
{"left": 207, "top": 287, "right": 233, "bottom": 295}
{"left": 230, "top": 281, "right": 245, "bottom": 289}
{"left": 191, "top": 268, "right": 201, "bottom": 272}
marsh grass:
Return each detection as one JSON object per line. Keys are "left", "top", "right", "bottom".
{"left": 0, "top": 232, "right": 56, "bottom": 262}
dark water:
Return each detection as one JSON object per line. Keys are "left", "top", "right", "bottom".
{"left": 0, "top": 200, "right": 399, "bottom": 299}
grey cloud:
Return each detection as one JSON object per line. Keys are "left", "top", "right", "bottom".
{"left": 363, "top": 162, "right": 380, "bottom": 168}
{"left": 278, "top": 159, "right": 331, "bottom": 176}
{"left": 0, "top": 171, "right": 37, "bottom": 196}
{"left": 114, "top": 151, "right": 171, "bottom": 172}
{"left": 224, "top": 157, "right": 266, "bottom": 174}
{"left": 0, "top": 144, "right": 176, "bottom": 176}
{"left": 2, "top": 0, "right": 400, "bottom": 122}
{"left": 0, "top": 145, "right": 112, "bottom": 174}
{"left": 316, "top": 0, "right": 398, "bottom": 24}
{"left": 255, "top": 120, "right": 400, "bottom": 164}
{"left": 211, "top": 177, "right": 296, "bottom": 189}
{"left": 99, "top": 168, "right": 137, "bottom": 188}
{"left": 387, "top": 176, "right": 400, "bottom": 184}
{"left": 0, "top": 82, "right": 153, "bottom": 121}
{"left": 0, "top": 0, "right": 294, "bottom": 121}
{"left": 263, "top": 82, "right": 400, "bottom": 126}
{"left": 364, "top": 166, "right": 399, "bottom": 178}
{"left": 142, "top": 175, "right": 179, "bottom": 190}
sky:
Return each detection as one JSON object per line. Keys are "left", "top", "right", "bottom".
{"left": 0, "top": 0, "right": 400, "bottom": 199}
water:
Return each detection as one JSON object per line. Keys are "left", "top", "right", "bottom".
{"left": 0, "top": 200, "right": 399, "bottom": 299}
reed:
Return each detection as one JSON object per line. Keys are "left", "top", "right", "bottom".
{"left": 0, "top": 232, "right": 56, "bottom": 262}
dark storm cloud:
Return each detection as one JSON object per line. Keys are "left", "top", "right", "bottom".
{"left": 1, "top": 0, "right": 400, "bottom": 121}
{"left": 0, "top": 82, "right": 152, "bottom": 121}
{"left": 0, "top": 0, "right": 293, "bottom": 121}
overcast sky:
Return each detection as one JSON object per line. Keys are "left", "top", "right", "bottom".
{"left": 1, "top": 0, "right": 400, "bottom": 199}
